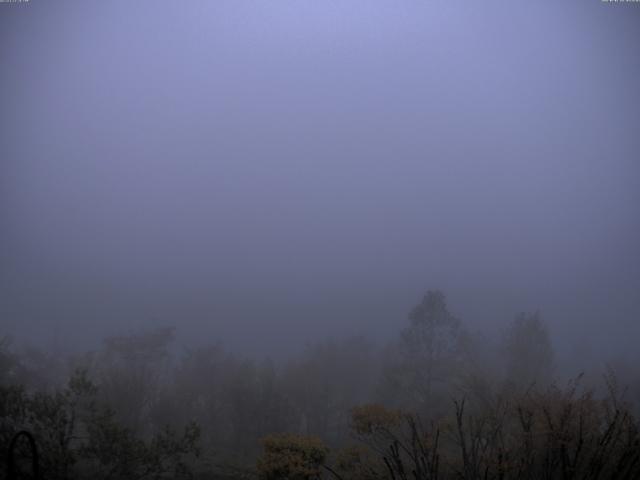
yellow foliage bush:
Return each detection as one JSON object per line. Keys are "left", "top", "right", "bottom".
{"left": 349, "top": 404, "right": 403, "bottom": 436}
{"left": 256, "top": 433, "right": 328, "bottom": 480}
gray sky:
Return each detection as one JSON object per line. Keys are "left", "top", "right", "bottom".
{"left": 1, "top": 0, "right": 639, "bottom": 358}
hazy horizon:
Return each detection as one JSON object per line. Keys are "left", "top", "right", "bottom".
{"left": 1, "top": 0, "right": 639, "bottom": 361}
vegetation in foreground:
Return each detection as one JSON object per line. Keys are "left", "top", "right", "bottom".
{"left": 2, "top": 291, "right": 639, "bottom": 479}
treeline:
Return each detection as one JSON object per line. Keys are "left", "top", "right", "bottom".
{"left": 1, "top": 291, "right": 639, "bottom": 479}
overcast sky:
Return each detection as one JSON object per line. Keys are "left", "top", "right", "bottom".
{"left": 1, "top": 0, "right": 639, "bottom": 358}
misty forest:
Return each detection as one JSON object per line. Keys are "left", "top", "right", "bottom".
{"left": 1, "top": 1, "right": 639, "bottom": 479}
{"left": 3, "top": 292, "right": 640, "bottom": 479}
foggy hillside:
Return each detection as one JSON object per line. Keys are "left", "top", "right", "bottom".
{"left": 1, "top": 1, "right": 639, "bottom": 479}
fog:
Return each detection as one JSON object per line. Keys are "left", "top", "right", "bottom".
{"left": 2, "top": 1, "right": 640, "bottom": 478}
{"left": 2, "top": 1, "right": 639, "bottom": 359}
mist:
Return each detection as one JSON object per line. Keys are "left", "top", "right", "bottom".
{"left": 1, "top": 1, "right": 640, "bottom": 478}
